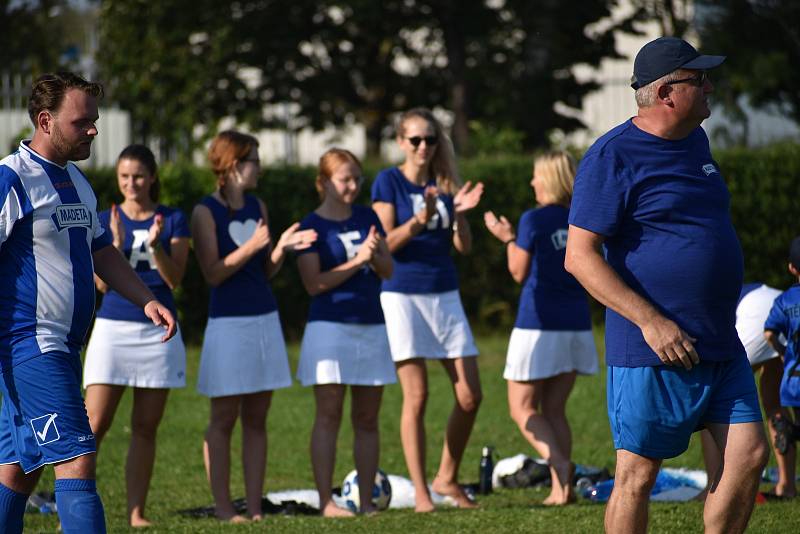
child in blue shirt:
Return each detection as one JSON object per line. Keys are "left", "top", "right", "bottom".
{"left": 764, "top": 236, "right": 800, "bottom": 495}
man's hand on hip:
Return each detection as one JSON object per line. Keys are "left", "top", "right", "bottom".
{"left": 641, "top": 315, "right": 700, "bottom": 369}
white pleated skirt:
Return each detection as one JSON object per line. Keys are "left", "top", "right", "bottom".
{"left": 83, "top": 318, "right": 186, "bottom": 389}
{"left": 197, "top": 311, "right": 292, "bottom": 397}
{"left": 380, "top": 290, "right": 478, "bottom": 362}
{"left": 297, "top": 321, "right": 396, "bottom": 386}
{"left": 503, "top": 328, "right": 599, "bottom": 381}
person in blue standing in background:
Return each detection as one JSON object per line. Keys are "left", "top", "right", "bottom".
{"left": 764, "top": 237, "right": 800, "bottom": 495}
{"left": 484, "top": 151, "right": 598, "bottom": 506}
{"left": 564, "top": 38, "right": 767, "bottom": 533}
{"left": 0, "top": 72, "right": 175, "bottom": 534}
{"left": 371, "top": 108, "right": 484, "bottom": 512}
{"left": 83, "top": 145, "right": 190, "bottom": 527}
{"left": 698, "top": 281, "right": 793, "bottom": 501}
{"left": 191, "top": 130, "right": 316, "bottom": 522}
{"left": 295, "top": 148, "right": 395, "bottom": 516}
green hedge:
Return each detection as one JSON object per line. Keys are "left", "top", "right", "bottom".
{"left": 86, "top": 143, "right": 800, "bottom": 343}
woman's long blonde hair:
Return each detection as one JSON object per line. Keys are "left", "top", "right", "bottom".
{"left": 534, "top": 151, "right": 576, "bottom": 207}
{"left": 397, "top": 108, "right": 461, "bottom": 195}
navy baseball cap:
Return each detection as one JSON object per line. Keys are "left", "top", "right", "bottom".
{"left": 790, "top": 236, "right": 800, "bottom": 269}
{"left": 631, "top": 37, "right": 725, "bottom": 89}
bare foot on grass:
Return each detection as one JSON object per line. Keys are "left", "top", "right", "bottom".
{"left": 216, "top": 513, "right": 249, "bottom": 523}
{"left": 415, "top": 500, "right": 435, "bottom": 513}
{"left": 431, "top": 477, "right": 478, "bottom": 509}
{"left": 544, "top": 461, "right": 576, "bottom": 506}
{"left": 321, "top": 501, "right": 355, "bottom": 518}
{"left": 129, "top": 516, "right": 153, "bottom": 528}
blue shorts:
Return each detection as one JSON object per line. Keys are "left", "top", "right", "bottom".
{"left": 607, "top": 356, "right": 762, "bottom": 459}
{"left": 0, "top": 352, "right": 96, "bottom": 473}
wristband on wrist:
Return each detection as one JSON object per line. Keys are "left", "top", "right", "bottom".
{"left": 148, "top": 240, "right": 161, "bottom": 254}
{"left": 504, "top": 237, "right": 516, "bottom": 246}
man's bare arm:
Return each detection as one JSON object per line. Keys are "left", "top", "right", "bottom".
{"left": 564, "top": 224, "right": 699, "bottom": 369}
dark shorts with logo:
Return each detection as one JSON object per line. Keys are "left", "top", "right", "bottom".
{"left": 0, "top": 352, "right": 95, "bottom": 473}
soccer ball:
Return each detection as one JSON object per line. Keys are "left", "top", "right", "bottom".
{"left": 341, "top": 468, "right": 392, "bottom": 512}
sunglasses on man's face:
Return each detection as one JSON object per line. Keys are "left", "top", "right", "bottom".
{"left": 406, "top": 136, "right": 438, "bottom": 148}
{"left": 665, "top": 70, "right": 709, "bottom": 87}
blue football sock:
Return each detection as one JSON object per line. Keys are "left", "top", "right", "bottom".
{"left": 0, "top": 481, "right": 28, "bottom": 534}
{"left": 54, "top": 479, "right": 106, "bottom": 534}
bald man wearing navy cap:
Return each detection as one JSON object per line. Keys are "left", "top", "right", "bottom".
{"left": 565, "top": 37, "right": 768, "bottom": 533}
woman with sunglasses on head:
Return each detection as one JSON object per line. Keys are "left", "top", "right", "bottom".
{"left": 191, "top": 130, "right": 317, "bottom": 522}
{"left": 295, "top": 148, "right": 395, "bottom": 516}
{"left": 484, "top": 151, "right": 598, "bottom": 506}
{"left": 371, "top": 108, "right": 484, "bottom": 512}
{"left": 83, "top": 144, "right": 189, "bottom": 528}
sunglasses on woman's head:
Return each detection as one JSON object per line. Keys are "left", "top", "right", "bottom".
{"left": 406, "top": 136, "right": 438, "bottom": 147}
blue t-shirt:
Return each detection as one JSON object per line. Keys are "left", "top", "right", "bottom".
{"left": 371, "top": 167, "right": 457, "bottom": 293}
{"left": 764, "top": 284, "right": 800, "bottom": 406}
{"left": 569, "top": 120, "right": 745, "bottom": 367}
{"left": 514, "top": 205, "right": 591, "bottom": 330}
{"left": 297, "top": 205, "right": 386, "bottom": 324}
{"left": 96, "top": 205, "right": 189, "bottom": 322}
{"left": 199, "top": 194, "right": 278, "bottom": 318}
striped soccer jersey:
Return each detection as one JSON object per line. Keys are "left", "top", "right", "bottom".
{"left": 0, "top": 141, "right": 110, "bottom": 365}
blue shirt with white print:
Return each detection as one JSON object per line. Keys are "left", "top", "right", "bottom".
{"left": 96, "top": 205, "right": 189, "bottom": 322}
{"left": 514, "top": 205, "right": 591, "bottom": 330}
{"left": 569, "top": 120, "right": 744, "bottom": 367}
{"left": 297, "top": 205, "right": 385, "bottom": 324}
{"left": 200, "top": 194, "right": 278, "bottom": 318}
{"left": 371, "top": 167, "right": 457, "bottom": 293}
{"left": 764, "top": 284, "right": 800, "bottom": 406}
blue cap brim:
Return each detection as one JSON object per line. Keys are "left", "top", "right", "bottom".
{"left": 682, "top": 54, "right": 726, "bottom": 70}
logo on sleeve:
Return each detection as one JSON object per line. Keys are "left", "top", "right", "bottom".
{"left": 51, "top": 204, "right": 92, "bottom": 231}
{"left": 550, "top": 229, "right": 568, "bottom": 250}
{"left": 30, "top": 413, "right": 60, "bottom": 445}
{"left": 702, "top": 163, "right": 718, "bottom": 176}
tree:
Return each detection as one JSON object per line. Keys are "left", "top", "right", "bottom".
{"left": 0, "top": 0, "right": 94, "bottom": 85}
{"left": 97, "top": 0, "right": 266, "bottom": 159}
{"left": 629, "top": 0, "right": 693, "bottom": 37}
{"left": 97, "top": 0, "right": 635, "bottom": 159}
{"left": 451, "top": 0, "right": 624, "bottom": 150}
{"left": 693, "top": 0, "right": 800, "bottom": 141}
{"left": 241, "top": 1, "right": 446, "bottom": 157}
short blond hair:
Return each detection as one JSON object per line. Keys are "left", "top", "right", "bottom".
{"left": 533, "top": 151, "right": 576, "bottom": 207}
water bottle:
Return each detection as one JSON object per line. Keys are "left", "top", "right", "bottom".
{"left": 478, "top": 446, "right": 494, "bottom": 495}
{"left": 575, "top": 477, "right": 594, "bottom": 497}
{"left": 587, "top": 478, "right": 615, "bottom": 502}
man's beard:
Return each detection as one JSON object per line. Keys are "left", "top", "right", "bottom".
{"left": 51, "top": 122, "right": 92, "bottom": 162}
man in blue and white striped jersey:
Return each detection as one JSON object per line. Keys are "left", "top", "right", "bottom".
{"left": 0, "top": 72, "right": 176, "bottom": 534}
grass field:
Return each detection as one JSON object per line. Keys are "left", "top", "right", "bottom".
{"left": 24, "top": 331, "right": 800, "bottom": 533}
